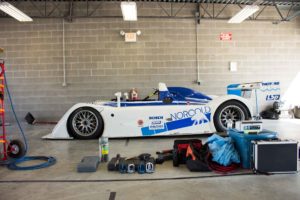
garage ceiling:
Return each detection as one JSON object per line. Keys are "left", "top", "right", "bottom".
{"left": 99, "top": 0, "right": 299, "bottom": 6}
{"left": 1, "top": 0, "right": 300, "bottom": 22}
{"left": 4, "top": 0, "right": 300, "bottom": 6}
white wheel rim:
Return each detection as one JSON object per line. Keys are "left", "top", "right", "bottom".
{"left": 219, "top": 105, "right": 245, "bottom": 130}
{"left": 72, "top": 110, "right": 99, "bottom": 137}
{"left": 11, "top": 144, "right": 20, "bottom": 155}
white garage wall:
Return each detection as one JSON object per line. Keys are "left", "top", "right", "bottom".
{"left": 0, "top": 2, "right": 299, "bottom": 120}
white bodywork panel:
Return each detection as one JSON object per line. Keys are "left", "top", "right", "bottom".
{"left": 227, "top": 81, "right": 280, "bottom": 116}
{"left": 43, "top": 95, "right": 253, "bottom": 139}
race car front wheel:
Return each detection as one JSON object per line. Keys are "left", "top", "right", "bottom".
{"left": 213, "top": 100, "right": 250, "bottom": 132}
{"left": 67, "top": 107, "right": 104, "bottom": 139}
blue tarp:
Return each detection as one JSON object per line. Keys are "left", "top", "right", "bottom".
{"left": 228, "top": 129, "right": 277, "bottom": 168}
{"left": 206, "top": 134, "right": 240, "bottom": 166}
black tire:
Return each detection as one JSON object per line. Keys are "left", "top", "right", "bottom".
{"left": 7, "top": 139, "right": 26, "bottom": 158}
{"left": 213, "top": 100, "right": 250, "bottom": 132}
{"left": 67, "top": 107, "right": 104, "bottom": 139}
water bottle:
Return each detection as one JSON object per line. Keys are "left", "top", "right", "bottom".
{"left": 98, "top": 137, "right": 102, "bottom": 161}
{"left": 100, "top": 137, "right": 109, "bottom": 162}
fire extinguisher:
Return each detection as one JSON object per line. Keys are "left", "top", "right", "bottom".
{"left": 129, "top": 88, "right": 138, "bottom": 100}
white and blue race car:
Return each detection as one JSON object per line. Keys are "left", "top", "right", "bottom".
{"left": 44, "top": 83, "right": 253, "bottom": 139}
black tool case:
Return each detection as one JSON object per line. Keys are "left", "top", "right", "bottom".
{"left": 252, "top": 140, "right": 298, "bottom": 173}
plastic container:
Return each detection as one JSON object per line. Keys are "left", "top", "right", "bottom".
{"left": 228, "top": 129, "right": 277, "bottom": 169}
{"left": 100, "top": 137, "right": 109, "bottom": 162}
{"left": 129, "top": 88, "right": 138, "bottom": 100}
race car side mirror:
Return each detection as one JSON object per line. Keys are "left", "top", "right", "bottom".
{"left": 163, "top": 97, "right": 173, "bottom": 104}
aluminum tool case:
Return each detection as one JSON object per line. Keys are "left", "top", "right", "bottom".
{"left": 252, "top": 140, "right": 298, "bottom": 173}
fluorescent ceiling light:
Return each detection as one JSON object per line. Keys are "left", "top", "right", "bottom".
{"left": 121, "top": 1, "right": 137, "bottom": 21}
{"left": 0, "top": 2, "right": 32, "bottom": 22}
{"left": 228, "top": 5, "right": 259, "bottom": 23}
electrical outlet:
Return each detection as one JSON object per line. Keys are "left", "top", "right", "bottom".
{"left": 196, "top": 80, "right": 202, "bottom": 85}
{"left": 229, "top": 61, "right": 237, "bottom": 72}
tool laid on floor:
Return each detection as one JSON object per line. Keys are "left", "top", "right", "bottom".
{"left": 24, "top": 112, "right": 57, "bottom": 125}
{"left": 108, "top": 153, "right": 155, "bottom": 174}
{"left": 155, "top": 149, "right": 173, "bottom": 164}
{"left": 138, "top": 153, "right": 155, "bottom": 173}
{"left": 0, "top": 59, "right": 56, "bottom": 170}
{"left": 77, "top": 156, "right": 100, "bottom": 173}
{"left": 108, "top": 154, "right": 123, "bottom": 171}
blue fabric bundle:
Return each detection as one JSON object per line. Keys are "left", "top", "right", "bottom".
{"left": 206, "top": 134, "right": 240, "bottom": 166}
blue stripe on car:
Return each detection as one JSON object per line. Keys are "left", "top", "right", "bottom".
{"left": 141, "top": 113, "right": 211, "bottom": 136}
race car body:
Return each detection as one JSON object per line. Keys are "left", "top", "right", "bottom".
{"left": 43, "top": 83, "right": 253, "bottom": 139}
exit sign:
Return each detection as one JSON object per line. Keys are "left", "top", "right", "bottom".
{"left": 220, "top": 32, "right": 232, "bottom": 41}
{"left": 125, "top": 32, "right": 137, "bottom": 42}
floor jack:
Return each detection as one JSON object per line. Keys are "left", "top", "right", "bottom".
{"left": 0, "top": 61, "right": 25, "bottom": 164}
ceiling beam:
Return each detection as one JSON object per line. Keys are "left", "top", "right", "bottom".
{"left": 286, "top": 9, "right": 300, "bottom": 20}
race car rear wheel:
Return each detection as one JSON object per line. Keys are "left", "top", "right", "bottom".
{"left": 67, "top": 107, "right": 104, "bottom": 139}
{"left": 213, "top": 100, "right": 250, "bottom": 132}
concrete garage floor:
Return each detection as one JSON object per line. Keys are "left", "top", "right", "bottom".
{"left": 0, "top": 119, "right": 300, "bottom": 200}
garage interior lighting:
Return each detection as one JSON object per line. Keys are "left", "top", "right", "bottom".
{"left": 228, "top": 5, "right": 259, "bottom": 23}
{"left": 0, "top": 2, "right": 32, "bottom": 22}
{"left": 121, "top": 1, "right": 137, "bottom": 21}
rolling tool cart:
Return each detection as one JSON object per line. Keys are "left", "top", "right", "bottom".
{"left": 0, "top": 59, "right": 56, "bottom": 170}
{"left": 0, "top": 61, "right": 25, "bottom": 163}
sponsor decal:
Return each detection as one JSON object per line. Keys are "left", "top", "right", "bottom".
{"left": 141, "top": 106, "right": 211, "bottom": 136}
{"left": 261, "top": 82, "right": 279, "bottom": 86}
{"left": 260, "top": 82, "right": 280, "bottom": 101}
{"left": 260, "top": 81, "right": 280, "bottom": 92}
{"left": 137, "top": 120, "right": 144, "bottom": 126}
{"left": 148, "top": 116, "right": 164, "bottom": 130}
{"left": 266, "top": 94, "right": 280, "bottom": 101}
{"left": 149, "top": 116, "right": 163, "bottom": 120}
{"left": 170, "top": 107, "right": 211, "bottom": 122}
